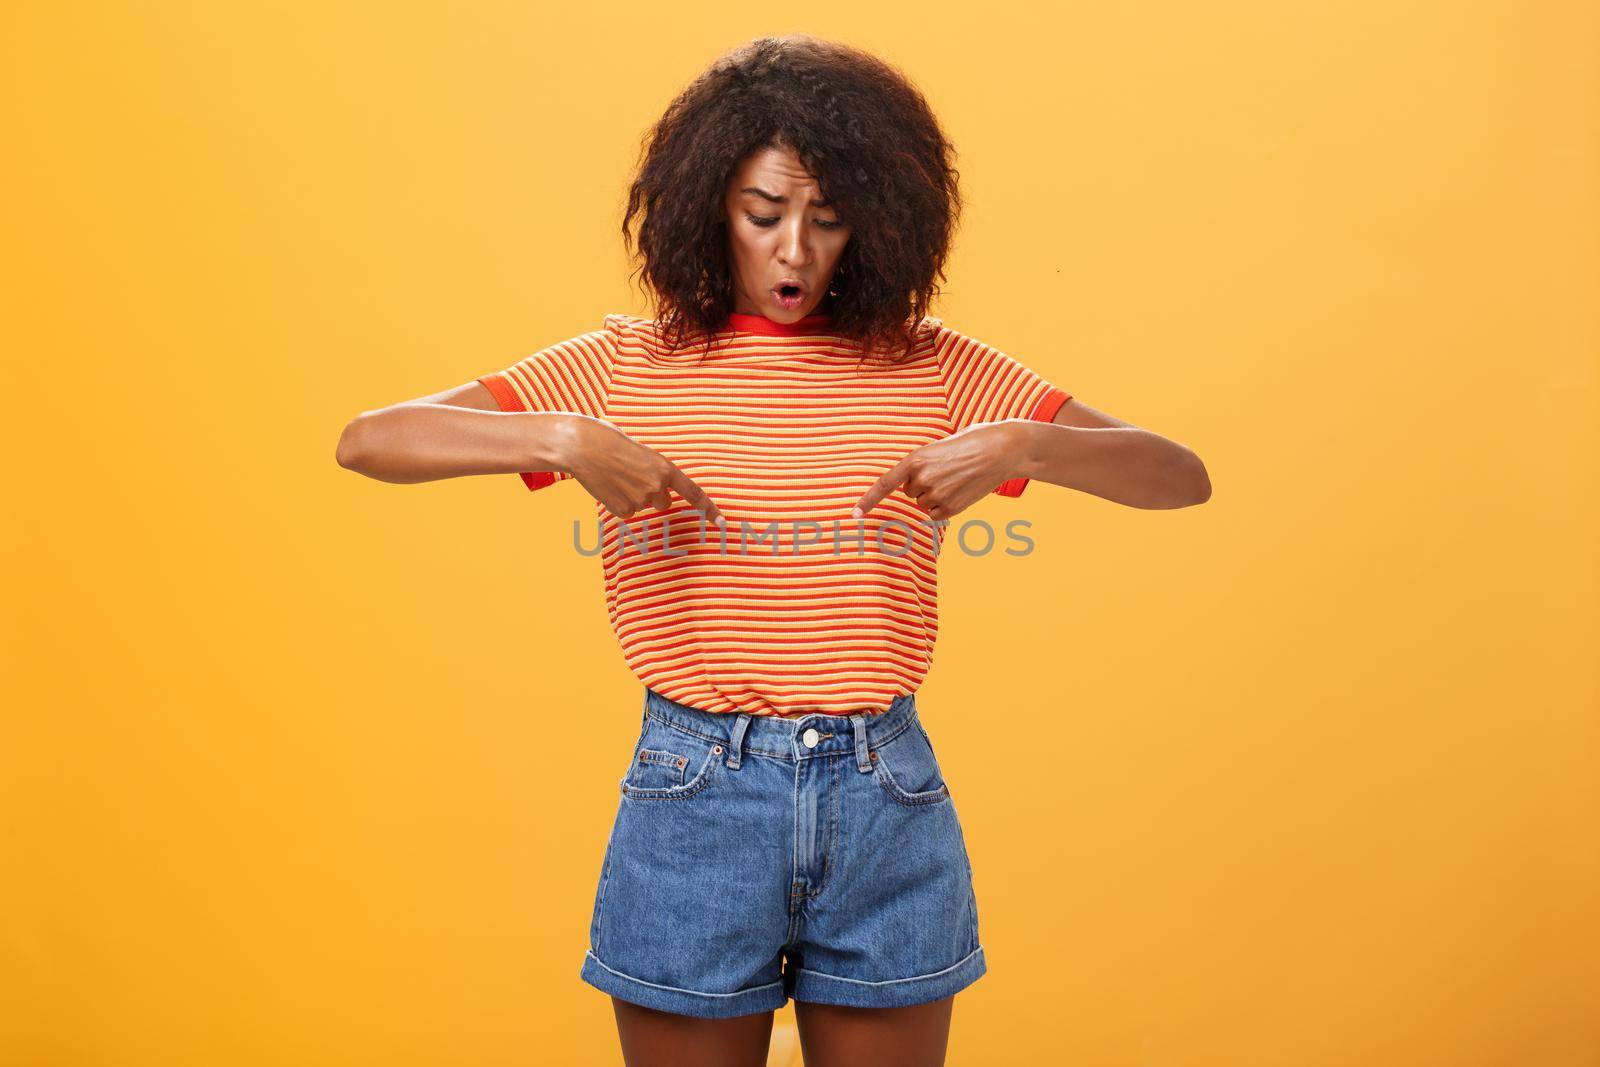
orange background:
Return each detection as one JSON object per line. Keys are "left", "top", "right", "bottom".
{"left": 4, "top": 3, "right": 1596, "bottom": 1065}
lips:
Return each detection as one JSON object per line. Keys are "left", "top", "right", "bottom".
{"left": 771, "top": 279, "right": 807, "bottom": 309}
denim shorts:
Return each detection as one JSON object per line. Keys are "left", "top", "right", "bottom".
{"left": 578, "top": 688, "right": 987, "bottom": 1019}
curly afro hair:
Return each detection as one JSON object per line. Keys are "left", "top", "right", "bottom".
{"left": 620, "top": 34, "right": 963, "bottom": 366}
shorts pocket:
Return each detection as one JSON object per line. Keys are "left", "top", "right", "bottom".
{"left": 870, "top": 716, "right": 952, "bottom": 807}
{"left": 629, "top": 748, "right": 689, "bottom": 791}
{"left": 619, "top": 717, "right": 724, "bottom": 801}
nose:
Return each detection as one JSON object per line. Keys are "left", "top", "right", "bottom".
{"left": 776, "top": 217, "right": 813, "bottom": 269}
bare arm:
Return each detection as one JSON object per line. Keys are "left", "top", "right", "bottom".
{"left": 1018, "top": 398, "right": 1210, "bottom": 508}
{"left": 853, "top": 397, "right": 1210, "bottom": 519}
{"left": 335, "top": 381, "right": 725, "bottom": 523}
{"left": 334, "top": 380, "right": 583, "bottom": 484}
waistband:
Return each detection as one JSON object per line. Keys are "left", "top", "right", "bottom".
{"left": 641, "top": 688, "right": 922, "bottom": 771}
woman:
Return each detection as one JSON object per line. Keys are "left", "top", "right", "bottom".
{"left": 337, "top": 34, "right": 1209, "bottom": 1067}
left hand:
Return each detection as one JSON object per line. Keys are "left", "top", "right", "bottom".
{"left": 852, "top": 423, "right": 1026, "bottom": 522}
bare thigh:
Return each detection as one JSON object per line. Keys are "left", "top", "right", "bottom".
{"left": 611, "top": 996, "right": 775, "bottom": 1067}
{"left": 794, "top": 995, "right": 955, "bottom": 1067}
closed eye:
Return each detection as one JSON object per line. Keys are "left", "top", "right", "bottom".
{"left": 745, "top": 212, "right": 845, "bottom": 231}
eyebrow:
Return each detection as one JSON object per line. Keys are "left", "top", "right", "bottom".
{"left": 741, "top": 186, "right": 833, "bottom": 208}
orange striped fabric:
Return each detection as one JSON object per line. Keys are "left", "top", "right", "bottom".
{"left": 477, "top": 311, "right": 1071, "bottom": 717}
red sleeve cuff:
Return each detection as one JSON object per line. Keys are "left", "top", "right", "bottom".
{"left": 994, "top": 388, "right": 1072, "bottom": 497}
{"left": 477, "top": 373, "right": 563, "bottom": 493}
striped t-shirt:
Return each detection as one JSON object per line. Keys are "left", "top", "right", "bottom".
{"left": 477, "top": 311, "right": 1071, "bottom": 717}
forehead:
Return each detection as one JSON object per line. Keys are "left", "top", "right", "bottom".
{"left": 727, "top": 144, "right": 821, "bottom": 192}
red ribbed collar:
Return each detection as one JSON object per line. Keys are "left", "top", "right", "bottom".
{"left": 724, "top": 311, "right": 832, "bottom": 336}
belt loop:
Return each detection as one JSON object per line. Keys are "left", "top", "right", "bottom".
{"left": 851, "top": 713, "right": 872, "bottom": 773}
{"left": 725, "top": 713, "right": 752, "bottom": 769}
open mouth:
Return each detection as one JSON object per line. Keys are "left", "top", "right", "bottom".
{"left": 772, "top": 282, "right": 806, "bottom": 308}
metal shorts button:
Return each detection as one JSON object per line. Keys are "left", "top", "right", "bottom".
{"left": 802, "top": 727, "right": 819, "bottom": 748}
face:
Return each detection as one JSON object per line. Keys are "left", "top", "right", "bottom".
{"left": 723, "top": 142, "right": 852, "bottom": 320}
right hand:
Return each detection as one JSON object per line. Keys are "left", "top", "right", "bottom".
{"left": 563, "top": 417, "right": 725, "bottom": 526}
